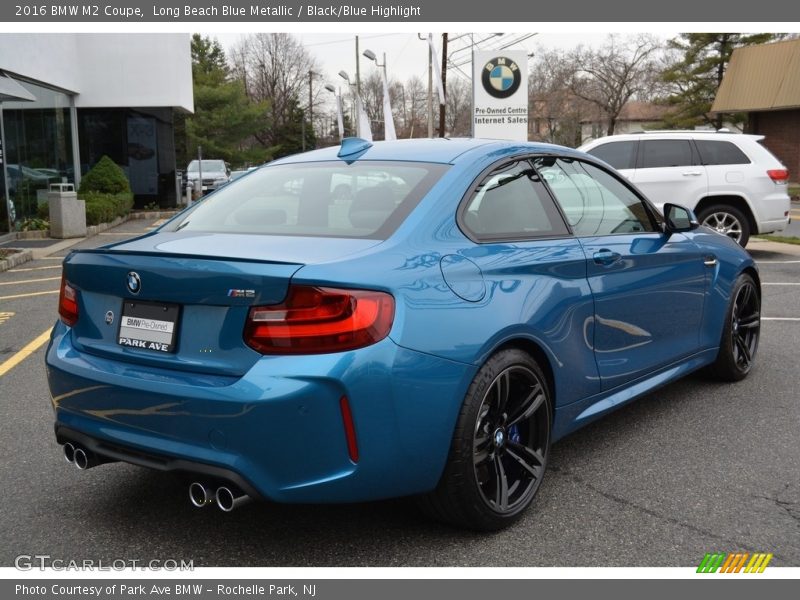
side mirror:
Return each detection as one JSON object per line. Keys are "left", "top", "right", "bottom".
{"left": 663, "top": 203, "right": 699, "bottom": 233}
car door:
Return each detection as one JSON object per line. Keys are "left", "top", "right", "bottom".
{"left": 535, "top": 156, "right": 707, "bottom": 391}
{"left": 457, "top": 159, "right": 602, "bottom": 404}
{"left": 629, "top": 138, "right": 708, "bottom": 212}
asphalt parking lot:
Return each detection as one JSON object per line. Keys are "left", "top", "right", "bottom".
{"left": 0, "top": 216, "right": 798, "bottom": 568}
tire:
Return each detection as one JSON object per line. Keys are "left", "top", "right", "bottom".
{"left": 697, "top": 204, "right": 750, "bottom": 247}
{"left": 419, "top": 349, "right": 552, "bottom": 531}
{"left": 708, "top": 273, "right": 760, "bottom": 381}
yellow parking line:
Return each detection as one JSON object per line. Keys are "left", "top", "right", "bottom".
{"left": 0, "top": 276, "right": 61, "bottom": 286}
{"left": 0, "top": 311, "right": 14, "bottom": 325}
{"left": 0, "top": 327, "right": 52, "bottom": 377}
{"left": 10, "top": 265, "right": 62, "bottom": 272}
{"left": 0, "top": 290, "right": 59, "bottom": 301}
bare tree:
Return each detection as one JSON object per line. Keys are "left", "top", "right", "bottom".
{"left": 445, "top": 76, "right": 471, "bottom": 137}
{"left": 230, "top": 33, "right": 322, "bottom": 152}
{"left": 397, "top": 76, "right": 428, "bottom": 138}
{"left": 528, "top": 47, "right": 589, "bottom": 146}
{"left": 568, "top": 35, "right": 662, "bottom": 136}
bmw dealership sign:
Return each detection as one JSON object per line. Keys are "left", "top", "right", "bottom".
{"left": 473, "top": 50, "right": 529, "bottom": 141}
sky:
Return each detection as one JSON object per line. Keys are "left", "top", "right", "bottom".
{"left": 212, "top": 32, "right": 674, "bottom": 90}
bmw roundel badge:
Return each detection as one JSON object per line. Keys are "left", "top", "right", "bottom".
{"left": 482, "top": 56, "right": 522, "bottom": 99}
{"left": 126, "top": 271, "right": 141, "bottom": 295}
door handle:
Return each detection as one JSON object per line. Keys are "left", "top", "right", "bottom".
{"left": 682, "top": 171, "right": 703, "bottom": 176}
{"left": 593, "top": 250, "right": 621, "bottom": 265}
{"left": 704, "top": 255, "right": 718, "bottom": 267}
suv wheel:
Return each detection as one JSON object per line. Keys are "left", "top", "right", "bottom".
{"left": 697, "top": 204, "right": 750, "bottom": 247}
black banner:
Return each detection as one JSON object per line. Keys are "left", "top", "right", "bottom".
{"left": 4, "top": 579, "right": 799, "bottom": 600}
{"left": 3, "top": 0, "right": 800, "bottom": 22}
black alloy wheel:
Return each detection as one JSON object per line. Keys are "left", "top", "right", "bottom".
{"left": 709, "top": 273, "right": 760, "bottom": 381}
{"left": 472, "top": 366, "right": 549, "bottom": 514}
{"left": 419, "top": 349, "right": 551, "bottom": 531}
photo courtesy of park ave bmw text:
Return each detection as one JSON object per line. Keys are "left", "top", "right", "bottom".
{"left": 0, "top": 0, "right": 799, "bottom": 596}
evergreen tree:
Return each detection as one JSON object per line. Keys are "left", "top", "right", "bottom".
{"left": 661, "top": 33, "right": 779, "bottom": 129}
{"left": 179, "top": 34, "right": 275, "bottom": 168}
{"left": 272, "top": 97, "right": 316, "bottom": 158}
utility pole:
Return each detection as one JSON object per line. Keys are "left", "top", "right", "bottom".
{"left": 439, "top": 33, "right": 448, "bottom": 137}
{"left": 308, "top": 70, "right": 314, "bottom": 149}
{"left": 355, "top": 35, "right": 361, "bottom": 106}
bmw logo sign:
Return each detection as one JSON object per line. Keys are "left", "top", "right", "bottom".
{"left": 482, "top": 57, "right": 522, "bottom": 99}
{"left": 126, "top": 271, "right": 141, "bottom": 295}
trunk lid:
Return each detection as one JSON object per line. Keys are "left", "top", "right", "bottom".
{"left": 63, "top": 231, "right": 381, "bottom": 376}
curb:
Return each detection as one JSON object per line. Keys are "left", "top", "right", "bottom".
{"left": 0, "top": 249, "right": 34, "bottom": 273}
{"left": 0, "top": 210, "right": 179, "bottom": 272}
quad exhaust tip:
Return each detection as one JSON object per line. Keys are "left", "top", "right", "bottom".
{"left": 63, "top": 442, "right": 76, "bottom": 464}
{"left": 215, "top": 486, "right": 251, "bottom": 512}
{"left": 188, "top": 482, "right": 215, "bottom": 508}
{"left": 189, "top": 483, "right": 251, "bottom": 511}
{"left": 62, "top": 442, "right": 112, "bottom": 470}
{"left": 73, "top": 447, "right": 90, "bottom": 470}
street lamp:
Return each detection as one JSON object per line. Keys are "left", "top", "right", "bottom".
{"left": 325, "top": 83, "right": 344, "bottom": 142}
{"left": 362, "top": 48, "right": 397, "bottom": 141}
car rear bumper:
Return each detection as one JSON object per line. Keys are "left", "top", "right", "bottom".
{"left": 757, "top": 216, "right": 790, "bottom": 234}
{"left": 46, "top": 322, "right": 475, "bottom": 503}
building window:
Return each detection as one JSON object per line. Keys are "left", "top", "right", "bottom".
{"left": 1, "top": 77, "right": 74, "bottom": 232}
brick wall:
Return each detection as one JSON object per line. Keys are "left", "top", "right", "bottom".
{"left": 748, "top": 109, "right": 800, "bottom": 183}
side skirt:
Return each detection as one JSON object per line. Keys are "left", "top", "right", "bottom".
{"left": 552, "top": 348, "right": 718, "bottom": 441}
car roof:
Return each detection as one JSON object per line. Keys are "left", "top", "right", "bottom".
{"left": 269, "top": 138, "right": 588, "bottom": 166}
{"left": 583, "top": 132, "right": 764, "bottom": 145}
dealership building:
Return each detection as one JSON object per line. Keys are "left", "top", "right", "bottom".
{"left": 0, "top": 33, "right": 193, "bottom": 234}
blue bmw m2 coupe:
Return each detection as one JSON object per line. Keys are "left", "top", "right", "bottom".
{"left": 47, "top": 138, "right": 760, "bottom": 530}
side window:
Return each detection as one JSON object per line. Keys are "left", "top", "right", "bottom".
{"left": 640, "top": 140, "right": 694, "bottom": 168}
{"left": 461, "top": 161, "right": 569, "bottom": 241}
{"left": 587, "top": 141, "right": 637, "bottom": 170}
{"left": 535, "top": 157, "right": 657, "bottom": 236}
{"left": 695, "top": 140, "right": 751, "bottom": 165}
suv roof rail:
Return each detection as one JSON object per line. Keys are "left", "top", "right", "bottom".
{"left": 641, "top": 129, "right": 713, "bottom": 134}
{"left": 640, "top": 129, "right": 740, "bottom": 134}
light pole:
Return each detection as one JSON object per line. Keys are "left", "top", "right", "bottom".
{"left": 363, "top": 48, "right": 397, "bottom": 141}
{"left": 325, "top": 83, "right": 344, "bottom": 141}
{"left": 417, "top": 33, "right": 433, "bottom": 138}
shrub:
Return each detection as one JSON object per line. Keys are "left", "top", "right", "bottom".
{"left": 79, "top": 156, "right": 131, "bottom": 195}
{"left": 19, "top": 217, "right": 49, "bottom": 231}
{"left": 82, "top": 192, "right": 134, "bottom": 226}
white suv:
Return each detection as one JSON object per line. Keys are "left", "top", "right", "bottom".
{"left": 579, "top": 132, "right": 791, "bottom": 246}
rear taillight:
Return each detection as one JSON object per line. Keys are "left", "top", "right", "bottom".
{"left": 767, "top": 169, "right": 789, "bottom": 184}
{"left": 244, "top": 285, "right": 395, "bottom": 354}
{"left": 58, "top": 275, "right": 79, "bottom": 326}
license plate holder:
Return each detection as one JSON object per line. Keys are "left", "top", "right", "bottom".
{"left": 118, "top": 300, "right": 180, "bottom": 353}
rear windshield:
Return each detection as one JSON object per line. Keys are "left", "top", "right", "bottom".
{"left": 171, "top": 161, "right": 448, "bottom": 239}
{"left": 187, "top": 160, "right": 226, "bottom": 172}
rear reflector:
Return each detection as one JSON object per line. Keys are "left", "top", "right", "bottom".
{"left": 339, "top": 396, "right": 359, "bottom": 463}
{"left": 244, "top": 285, "right": 395, "bottom": 354}
{"left": 767, "top": 169, "right": 789, "bottom": 184}
{"left": 58, "top": 275, "right": 79, "bottom": 326}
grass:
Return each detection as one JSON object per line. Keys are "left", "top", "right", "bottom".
{"left": 755, "top": 235, "right": 800, "bottom": 246}
{"left": 789, "top": 184, "right": 800, "bottom": 200}
{"left": 0, "top": 248, "right": 21, "bottom": 259}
